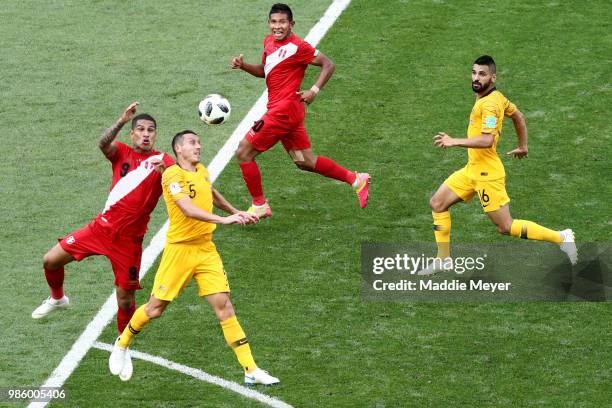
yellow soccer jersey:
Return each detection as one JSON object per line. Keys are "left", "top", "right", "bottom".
{"left": 466, "top": 88, "right": 517, "bottom": 180}
{"left": 162, "top": 163, "right": 216, "bottom": 243}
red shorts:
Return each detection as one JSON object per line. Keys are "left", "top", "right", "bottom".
{"left": 246, "top": 100, "right": 311, "bottom": 152}
{"left": 59, "top": 220, "right": 143, "bottom": 291}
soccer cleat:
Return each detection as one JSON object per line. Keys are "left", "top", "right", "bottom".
{"left": 244, "top": 368, "right": 280, "bottom": 386}
{"left": 247, "top": 202, "right": 272, "bottom": 218}
{"left": 31, "top": 296, "right": 70, "bottom": 319}
{"left": 559, "top": 229, "right": 578, "bottom": 265}
{"left": 119, "top": 349, "right": 133, "bottom": 381}
{"left": 354, "top": 173, "right": 371, "bottom": 209}
{"left": 109, "top": 337, "right": 128, "bottom": 376}
{"left": 416, "top": 257, "right": 453, "bottom": 276}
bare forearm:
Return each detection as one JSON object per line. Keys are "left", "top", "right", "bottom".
{"left": 451, "top": 135, "right": 494, "bottom": 148}
{"left": 99, "top": 119, "right": 125, "bottom": 154}
{"left": 212, "top": 188, "right": 238, "bottom": 214}
{"left": 179, "top": 200, "right": 226, "bottom": 224}
{"left": 512, "top": 111, "right": 528, "bottom": 148}
{"left": 313, "top": 60, "right": 335, "bottom": 90}
{"left": 242, "top": 63, "right": 265, "bottom": 78}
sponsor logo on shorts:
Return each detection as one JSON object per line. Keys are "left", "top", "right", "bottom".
{"left": 66, "top": 236, "right": 76, "bottom": 245}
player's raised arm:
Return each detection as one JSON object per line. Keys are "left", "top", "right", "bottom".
{"left": 298, "top": 52, "right": 336, "bottom": 105}
{"left": 99, "top": 102, "right": 139, "bottom": 159}
{"left": 507, "top": 109, "right": 528, "bottom": 159}
{"left": 230, "top": 53, "right": 265, "bottom": 78}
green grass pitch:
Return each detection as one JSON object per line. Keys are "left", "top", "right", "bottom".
{"left": 2, "top": 0, "right": 610, "bottom": 407}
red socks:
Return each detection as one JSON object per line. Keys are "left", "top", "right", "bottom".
{"left": 117, "top": 302, "right": 136, "bottom": 334}
{"left": 314, "top": 156, "right": 356, "bottom": 185}
{"left": 239, "top": 162, "right": 266, "bottom": 205}
{"left": 44, "top": 266, "right": 65, "bottom": 300}
{"left": 240, "top": 157, "right": 355, "bottom": 204}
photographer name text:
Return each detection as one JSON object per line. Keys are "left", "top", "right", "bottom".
{"left": 372, "top": 279, "right": 511, "bottom": 292}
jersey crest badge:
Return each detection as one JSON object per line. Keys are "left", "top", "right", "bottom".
{"left": 169, "top": 182, "right": 182, "bottom": 196}
{"left": 485, "top": 116, "right": 497, "bottom": 128}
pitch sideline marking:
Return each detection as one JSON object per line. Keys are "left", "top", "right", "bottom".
{"left": 28, "top": 1, "right": 352, "bottom": 407}
{"left": 93, "top": 342, "right": 292, "bottom": 408}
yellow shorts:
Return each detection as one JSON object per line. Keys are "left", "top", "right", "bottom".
{"left": 444, "top": 167, "right": 510, "bottom": 213}
{"left": 151, "top": 238, "right": 230, "bottom": 301}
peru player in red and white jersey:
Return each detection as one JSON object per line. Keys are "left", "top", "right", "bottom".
{"left": 32, "top": 102, "right": 175, "bottom": 335}
{"left": 231, "top": 3, "right": 370, "bottom": 218}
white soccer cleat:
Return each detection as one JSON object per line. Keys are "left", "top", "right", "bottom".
{"left": 31, "top": 296, "right": 70, "bottom": 319}
{"left": 559, "top": 229, "right": 578, "bottom": 265}
{"left": 416, "top": 258, "right": 453, "bottom": 276}
{"left": 109, "top": 337, "right": 128, "bottom": 376}
{"left": 119, "top": 348, "right": 133, "bottom": 381}
{"left": 247, "top": 202, "right": 272, "bottom": 218}
{"left": 244, "top": 368, "right": 279, "bottom": 386}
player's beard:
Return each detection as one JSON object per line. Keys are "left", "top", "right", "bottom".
{"left": 472, "top": 79, "right": 490, "bottom": 93}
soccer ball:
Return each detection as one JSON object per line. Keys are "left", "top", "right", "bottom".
{"left": 198, "top": 94, "right": 231, "bottom": 125}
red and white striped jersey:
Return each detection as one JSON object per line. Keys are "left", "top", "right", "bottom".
{"left": 262, "top": 33, "right": 317, "bottom": 109}
{"left": 95, "top": 141, "right": 175, "bottom": 239}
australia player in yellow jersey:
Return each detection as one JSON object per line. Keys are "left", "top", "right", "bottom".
{"left": 109, "top": 130, "right": 280, "bottom": 386}
{"left": 421, "top": 55, "right": 577, "bottom": 274}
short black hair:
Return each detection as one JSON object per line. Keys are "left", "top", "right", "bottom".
{"left": 171, "top": 129, "right": 197, "bottom": 156}
{"left": 269, "top": 3, "right": 293, "bottom": 21}
{"left": 131, "top": 113, "right": 157, "bottom": 129}
{"left": 474, "top": 55, "right": 496, "bottom": 73}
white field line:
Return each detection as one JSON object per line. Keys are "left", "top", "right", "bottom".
{"left": 93, "top": 342, "right": 293, "bottom": 408}
{"left": 28, "top": 1, "right": 352, "bottom": 407}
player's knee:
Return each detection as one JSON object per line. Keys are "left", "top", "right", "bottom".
{"left": 43, "top": 252, "right": 60, "bottom": 270}
{"left": 214, "top": 297, "right": 235, "bottom": 321}
{"left": 235, "top": 141, "right": 253, "bottom": 163}
{"left": 429, "top": 196, "right": 445, "bottom": 213}
{"left": 235, "top": 149, "right": 248, "bottom": 163}
{"left": 294, "top": 159, "right": 314, "bottom": 171}
{"left": 116, "top": 293, "right": 134, "bottom": 310}
{"left": 117, "top": 298, "right": 130, "bottom": 310}
{"left": 496, "top": 221, "right": 512, "bottom": 235}
{"left": 42, "top": 254, "right": 52, "bottom": 269}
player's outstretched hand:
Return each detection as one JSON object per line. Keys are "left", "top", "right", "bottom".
{"left": 120, "top": 101, "right": 139, "bottom": 124}
{"left": 297, "top": 89, "right": 316, "bottom": 105}
{"left": 236, "top": 211, "right": 259, "bottom": 225}
{"left": 149, "top": 157, "right": 167, "bottom": 174}
{"left": 223, "top": 214, "right": 248, "bottom": 225}
{"left": 230, "top": 54, "right": 244, "bottom": 70}
{"left": 223, "top": 212, "right": 259, "bottom": 226}
{"left": 507, "top": 146, "right": 528, "bottom": 159}
{"left": 434, "top": 132, "right": 454, "bottom": 148}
